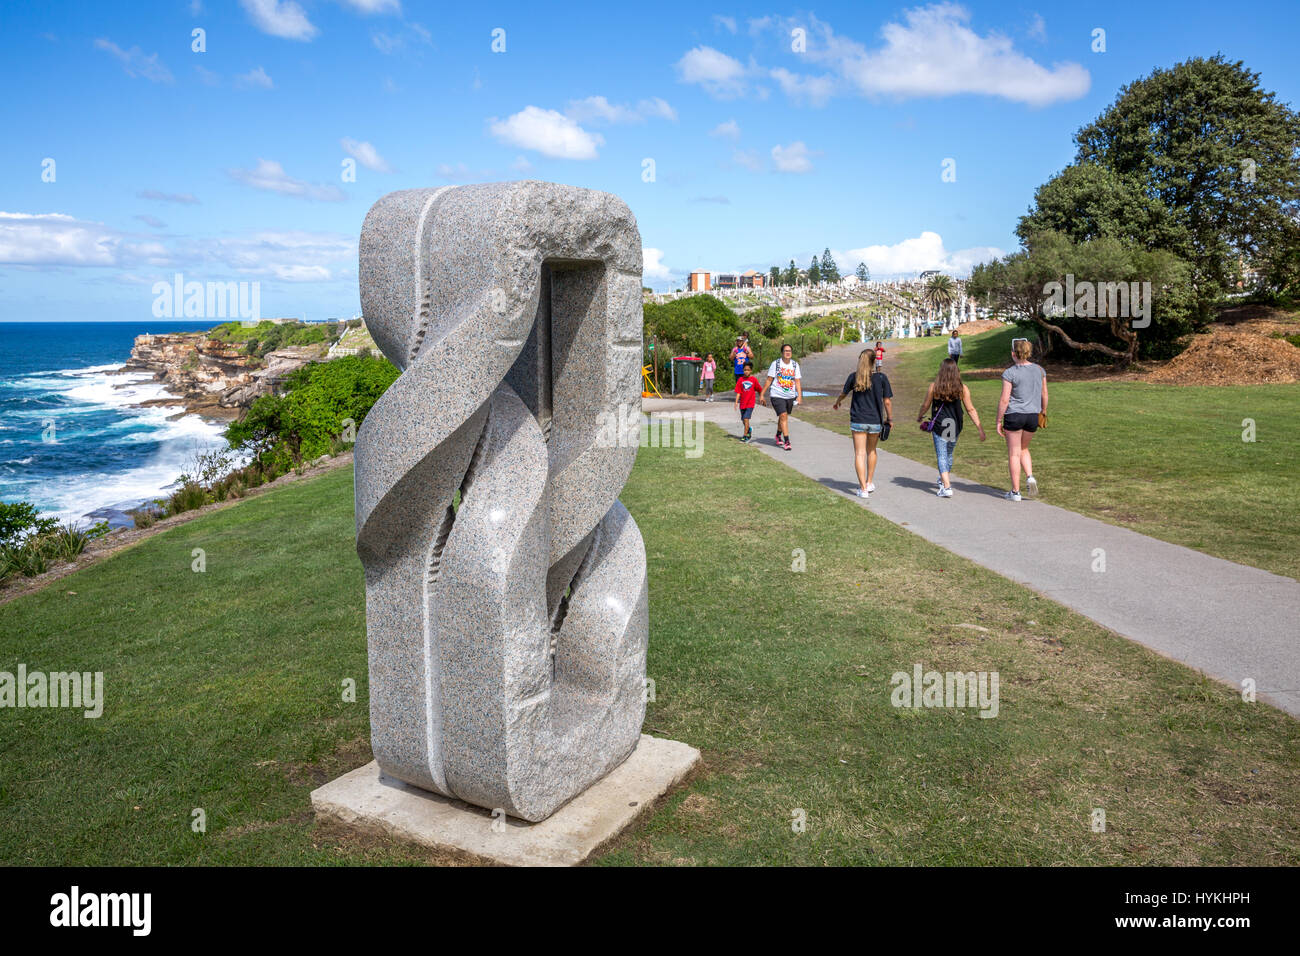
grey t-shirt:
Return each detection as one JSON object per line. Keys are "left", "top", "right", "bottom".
{"left": 1002, "top": 362, "right": 1044, "bottom": 414}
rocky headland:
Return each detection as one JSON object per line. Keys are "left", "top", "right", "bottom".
{"left": 120, "top": 332, "right": 329, "bottom": 419}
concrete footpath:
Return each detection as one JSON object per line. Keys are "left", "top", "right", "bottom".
{"left": 646, "top": 397, "right": 1300, "bottom": 717}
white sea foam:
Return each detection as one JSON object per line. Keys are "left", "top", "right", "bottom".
{"left": 1, "top": 363, "right": 232, "bottom": 525}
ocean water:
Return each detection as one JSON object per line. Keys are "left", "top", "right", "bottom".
{"left": 0, "top": 321, "right": 230, "bottom": 527}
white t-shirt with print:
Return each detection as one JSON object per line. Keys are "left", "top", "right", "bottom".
{"left": 767, "top": 359, "right": 801, "bottom": 399}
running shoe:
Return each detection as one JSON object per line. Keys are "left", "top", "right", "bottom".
{"left": 866, "top": 482, "right": 876, "bottom": 493}
{"left": 1025, "top": 475, "right": 1039, "bottom": 498}
{"left": 1004, "top": 491, "right": 1022, "bottom": 502}
{"left": 784, "top": 438, "right": 792, "bottom": 451}
{"left": 939, "top": 486, "right": 953, "bottom": 498}
{"left": 855, "top": 488, "right": 870, "bottom": 498}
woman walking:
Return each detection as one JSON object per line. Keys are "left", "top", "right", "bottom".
{"left": 996, "top": 338, "right": 1048, "bottom": 501}
{"left": 832, "top": 348, "right": 893, "bottom": 497}
{"left": 761, "top": 343, "right": 803, "bottom": 450}
{"left": 916, "top": 358, "right": 985, "bottom": 497}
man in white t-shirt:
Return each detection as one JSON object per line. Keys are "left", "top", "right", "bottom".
{"left": 761, "top": 343, "right": 802, "bottom": 451}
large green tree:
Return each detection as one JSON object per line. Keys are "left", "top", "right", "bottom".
{"left": 855, "top": 261, "right": 870, "bottom": 282}
{"left": 1069, "top": 55, "right": 1300, "bottom": 316}
{"left": 809, "top": 255, "right": 822, "bottom": 285}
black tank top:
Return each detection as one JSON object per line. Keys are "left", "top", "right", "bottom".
{"left": 932, "top": 394, "right": 964, "bottom": 437}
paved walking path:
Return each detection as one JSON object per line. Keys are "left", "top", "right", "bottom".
{"left": 647, "top": 396, "right": 1300, "bottom": 716}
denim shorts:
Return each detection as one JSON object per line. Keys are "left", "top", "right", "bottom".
{"left": 851, "top": 422, "right": 883, "bottom": 434}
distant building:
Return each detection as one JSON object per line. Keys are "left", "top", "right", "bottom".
{"left": 740, "top": 270, "right": 765, "bottom": 288}
{"left": 715, "top": 273, "right": 739, "bottom": 289}
{"left": 688, "top": 270, "right": 711, "bottom": 291}
{"left": 919, "top": 270, "right": 942, "bottom": 281}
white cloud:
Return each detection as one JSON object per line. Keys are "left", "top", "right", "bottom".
{"left": 802, "top": 5, "right": 1088, "bottom": 106}
{"left": 675, "top": 46, "right": 747, "bottom": 99}
{"left": 642, "top": 248, "right": 672, "bottom": 281}
{"left": 842, "top": 231, "right": 1005, "bottom": 278}
{"left": 0, "top": 212, "right": 354, "bottom": 283}
{"left": 341, "top": 138, "right": 393, "bottom": 173}
{"left": 712, "top": 7, "right": 1088, "bottom": 108}
{"left": 710, "top": 119, "right": 741, "bottom": 140}
{"left": 0, "top": 213, "right": 122, "bottom": 267}
{"left": 511, "top": 155, "right": 533, "bottom": 173}
{"left": 341, "top": 0, "right": 401, "bottom": 13}
{"left": 236, "top": 66, "right": 274, "bottom": 89}
{"left": 771, "top": 141, "right": 815, "bottom": 173}
{"left": 93, "top": 38, "right": 173, "bottom": 83}
{"left": 138, "top": 190, "right": 199, "bottom": 205}
{"left": 564, "top": 96, "right": 677, "bottom": 125}
{"left": 732, "top": 149, "right": 762, "bottom": 171}
{"left": 239, "top": 0, "right": 318, "bottom": 42}
{"left": 713, "top": 15, "right": 737, "bottom": 34}
{"left": 770, "top": 68, "right": 834, "bottom": 107}
{"left": 134, "top": 214, "right": 167, "bottom": 229}
{"left": 228, "top": 159, "right": 346, "bottom": 201}
{"left": 489, "top": 106, "right": 603, "bottom": 160}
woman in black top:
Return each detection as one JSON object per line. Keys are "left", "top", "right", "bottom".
{"left": 832, "top": 348, "right": 893, "bottom": 498}
{"left": 917, "top": 358, "right": 985, "bottom": 497}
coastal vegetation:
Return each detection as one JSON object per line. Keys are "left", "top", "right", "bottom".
{"left": 208, "top": 318, "right": 362, "bottom": 361}
{"left": 0, "top": 501, "right": 109, "bottom": 583}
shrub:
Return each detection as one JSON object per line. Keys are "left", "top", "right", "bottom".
{"left": 0, "top": 501, "right": 58, "bottom": 547}
{"left": 166, "top": 481, "right": 208, "bottom": 516}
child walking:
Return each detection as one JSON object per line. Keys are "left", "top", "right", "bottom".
{"left": 733, "top": 360, "right": 761, "bottom": 442}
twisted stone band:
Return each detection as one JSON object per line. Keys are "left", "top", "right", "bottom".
{"left": 355, "top": 182, "right": 648, "bottom": 821}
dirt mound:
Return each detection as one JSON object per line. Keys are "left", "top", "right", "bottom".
{"left": 955, "top": 319, "right": 1004, "bottom": 335}
{"left": 1146, "top": 331, "right": 1300, "bottom": 386}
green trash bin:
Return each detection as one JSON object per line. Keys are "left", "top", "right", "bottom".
{"left": 671, "top": 356, "right": 703, "bottom": 396}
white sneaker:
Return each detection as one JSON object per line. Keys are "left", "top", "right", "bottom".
{"left": 866, "top": 482, "right": 876, "bottom": 493}
{"left": 855, "top": 488, "right": 870, "bottom": 498}
{"left": 1004, "top": 491, "right": 1022, "bottom": 502}
{"left": 938, "top": 486, "right": 953, "bottom": 498}
{"left": 1025, "top": 475, "right": 1038, "bottom": 498}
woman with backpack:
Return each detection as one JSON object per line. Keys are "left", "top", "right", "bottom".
{"left": 832, "top": 347, "right": 893, "bottom": 497}
{"left": 917, "top": 357, "right": 985, "bottom": 497}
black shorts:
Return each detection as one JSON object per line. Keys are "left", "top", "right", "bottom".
{"left": 739, "top": 406, "right": 754, "bottom": 420}
{"left": 1003, "top": 412, "right": 1039, "bottom": 433}
{"left": 770, "top": 396, "right": 796, "bottom": 416}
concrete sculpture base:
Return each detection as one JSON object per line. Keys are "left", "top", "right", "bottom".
{"left": 311, "top": 735, "right": 700, "bottom": 866}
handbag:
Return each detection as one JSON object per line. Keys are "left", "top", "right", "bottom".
{"left": 873, "top": 374, "right": 891, "bottom": 441}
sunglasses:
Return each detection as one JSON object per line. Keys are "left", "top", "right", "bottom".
{"left": 1012, "top": 338, "right": 1028, "bottom": 345}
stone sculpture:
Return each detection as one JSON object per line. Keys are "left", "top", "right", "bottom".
{"left": 354, "top": 181, "right": 648, "bottom": 822}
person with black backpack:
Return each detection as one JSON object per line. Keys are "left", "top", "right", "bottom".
{"left": 917, "top": 357, "right": 985, "bottom": 497}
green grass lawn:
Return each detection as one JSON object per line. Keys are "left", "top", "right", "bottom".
{"left": 2, "top": 429, "right": 1297, "bottom": 865}
{"left": 798, "top": 326, "right": 1300, "bottom": 581}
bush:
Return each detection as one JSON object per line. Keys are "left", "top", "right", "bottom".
{"left": 226, "top": 354, "right": 398, "bottom": 467}
{"left": 0, "top": 501, "right": 58, "bottom": 547}
{"left": 167, "top": 481, "right": 208, "bottom": 516}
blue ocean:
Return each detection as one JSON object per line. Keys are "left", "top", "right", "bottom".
{"left": 0, "top": 321, "right": 230, "bottom": 526}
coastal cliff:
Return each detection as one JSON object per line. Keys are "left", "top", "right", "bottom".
{"left": 122, "top": 332, "right": 328, "bottom": 418}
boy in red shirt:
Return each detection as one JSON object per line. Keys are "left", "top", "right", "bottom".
{"left": 733, "top": 360, "right": 762, "bottom": 442}
{"left": 874, "top": 340, "right": 885, "bottom": 371}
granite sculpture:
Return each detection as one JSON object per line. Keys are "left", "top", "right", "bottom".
{"left": 354, "top": 181, "right": 648, "bottom": 822}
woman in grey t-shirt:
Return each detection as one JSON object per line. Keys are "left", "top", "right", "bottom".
{"left": 995, "top": 338, "right": 1048, "bottom": 501}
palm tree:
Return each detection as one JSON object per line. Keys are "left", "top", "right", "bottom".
{"left": 921, "top": 274, "right": 956, "bottom": 324}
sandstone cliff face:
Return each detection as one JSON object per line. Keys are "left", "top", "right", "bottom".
{"left": 123, "top": 333, "right": 327, "bottom": 415}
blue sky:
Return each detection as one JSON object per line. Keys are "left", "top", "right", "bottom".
{"left": 2, "top": 0, "right": 1298, "bottom": 320}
